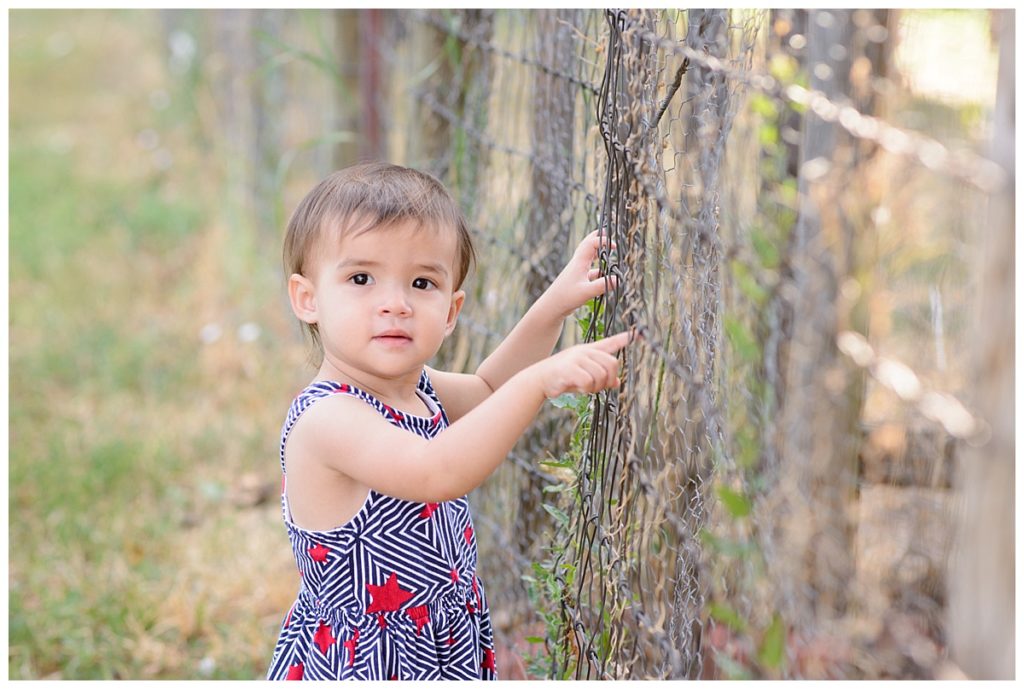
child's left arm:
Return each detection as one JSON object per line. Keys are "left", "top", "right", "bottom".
{"left": 429, "top": 230, "right": 616, "bottom": 420}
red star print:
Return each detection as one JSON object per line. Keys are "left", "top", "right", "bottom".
{"left": 450, "top": 568, "right": 459, "bottom": 583}
{"left": 366, "top": 572, "right": 414, "bottom": 614}
{"left": 467, "top": 600, "right": 476, "bottom": 614}
{"left": 420, "top": 502, "right": 439, "bottom": 518}
{"left": 308, "top": 543, "right": 329, "bottom": 562}
{"left": 342, "top": 627, "right": 359, "bottom": 667}
{"left": 464, "top": 526, "right": 473, "bottom": 544}
{"left": 333, "top": 384, "right": 351, "bottom": 394}
{"left": 430, "top": 411, "right": 442, "bottom": 426}
{"left": 286, "top": 662, "right": 304, "bottom": 680}
{"left": 405, "top": 605, "right": 430, "bottom": 636}
{"left": 313, "top": 620, "right": 336, "bottom": 654}
{"left": 482, "top": 648, "right": 496, "bottom": 672}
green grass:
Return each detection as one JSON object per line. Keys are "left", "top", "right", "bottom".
{"left": 8, "top": 136, "right": 195, "bottom": 680}
{"left": 9, "top": 10, "right": 297, "bottom": 679}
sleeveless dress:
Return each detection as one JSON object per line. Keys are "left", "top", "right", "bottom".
{"left": 266, "top": 371, "right": 497, "bottom": 680}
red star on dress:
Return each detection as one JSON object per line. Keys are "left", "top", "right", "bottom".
{"left": 405, "top": 605, "right": 430, "bottom": 636}
{"left": 313, "top": 620, "right": 337, "bottom": 654}
{"left": 482, "top": 648, "right": 496, "bottom": 672}
{"left": 333, "top": 384, "right": 351, "bottom": 394}
{"left": 450, "top": 568, "right": 459, "bottom": 583}
{"left": 420, "top": 502, "right": 439, "bottom": 518}
{"left": 342, "top": 627, "right": 359, "bottom": 667}
{"left": 464, "top": 526, "right": 474, "bottom": 544}
{"left": 366, "top": 572, "right": 414, "bottom": 614}
{"left": 308, "top": 543, "right": 329, "bottom": 562}
{"left": 286, "top": 662, "right": 304, "bottom": 680}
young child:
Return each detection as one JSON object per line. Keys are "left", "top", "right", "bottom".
{"left": 267, "top": 162, "right": 630, "bottom": 680}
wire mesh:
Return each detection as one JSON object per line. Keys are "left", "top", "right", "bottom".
{"left": 369, "top": 8, "right": 1004, "bottom": 679}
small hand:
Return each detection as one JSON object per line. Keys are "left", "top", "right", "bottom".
{"left": 530, "top": 330, "right": 633, "bottom": 399}
{"left": 542, "top": 229, "right": 618, "bottom": 319}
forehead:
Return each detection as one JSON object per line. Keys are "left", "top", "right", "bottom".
{"left": 328, "top": 217, "right": 458, "bottom": 263}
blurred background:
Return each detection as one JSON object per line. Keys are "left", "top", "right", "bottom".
{"left": 8, "top": 8, "right": 1014, "bottom": 680}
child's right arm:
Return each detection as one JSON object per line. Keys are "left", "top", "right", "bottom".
{"left": 288, "top": 331, "right": 633, "bottom": 503}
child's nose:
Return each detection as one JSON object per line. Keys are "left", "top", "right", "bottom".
{"left": 378, "top": 288, "right": 412, "bottom": 316}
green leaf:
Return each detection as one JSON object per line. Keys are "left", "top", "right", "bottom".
{"left": 758, "top": 123, "right": 779, "bottom": 147}
{"left": 731, "top": 259, "right": 769, "bottom": 304}
{"left": 524, "top": 636, "right": 545, "bottom": 644}
{"left": 724, "top": 317, "right": 759, "bottom": 363}
{"left": 709, "top": 602, "right": 747, "bottom": 632}
{"left": 550, "top": 393, "right": 582, "bottom": 409}
{"left": 736, "top": 426, "right": 759, "bottom": 470}
{"left": 758, "top": 613, "right": 786, "bottom": 669}
{"left": 749, "top": 92, "right": 778, "bottom": 119}
{"left": 750, "top": 229, "right": 780, "bottom": 269}
{"left": 716, "top": 485, "right": 752, "bottom": 518}
{"left": 699, "top": 528, "right": 753, "bottom": 558}
{"left": 543, "top": 503, "right": 570, "bottom": 527}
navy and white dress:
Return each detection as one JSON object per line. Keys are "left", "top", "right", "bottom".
{"left": 267, "top": 371, "right": 497, "bottom": 680}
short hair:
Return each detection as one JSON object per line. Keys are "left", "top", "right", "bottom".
{"left": 283, "top": 162, "right": 476, "bottom": 352}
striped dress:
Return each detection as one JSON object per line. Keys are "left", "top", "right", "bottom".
{"left": 267, "top": 371, "right": 497, "bottom": 680}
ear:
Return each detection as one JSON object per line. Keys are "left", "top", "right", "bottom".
{"left": 288, "top": 273, "right": 319, "bottom": 325}
{"left": 444, "top": 289, "right": 465, "bottom": 336}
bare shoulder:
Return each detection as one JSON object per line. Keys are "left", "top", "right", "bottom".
{"left": 285, "top": 386, "right": 446, "bottom": 502}
{"left": 286, "top": 391, "right": 384, "bottom": 464}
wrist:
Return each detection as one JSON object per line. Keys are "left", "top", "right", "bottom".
{"left": 512, "top": 362, "right": 550, "bottom": 402}
{"left": 531, "top": 290, "right": 571, "bottom": 325}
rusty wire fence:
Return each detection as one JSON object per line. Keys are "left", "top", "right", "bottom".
{"left": 311, "top": 8, "right": 1007, "bottom": 679}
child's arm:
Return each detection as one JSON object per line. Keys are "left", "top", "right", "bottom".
{"left": 290, "top": 331, "right": 632, "bottom": 503}
{"left": 429, "top": 230, "right": 617, "bottom": 421}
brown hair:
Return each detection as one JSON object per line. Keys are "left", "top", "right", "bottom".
{"left": 283, "top": 162, "right": 476, "bottom": 351}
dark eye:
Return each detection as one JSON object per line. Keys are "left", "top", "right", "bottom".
{"left": 351, "top": 273, "right": 370, "bottom": 286}
{"left": 412, "top": 277, "right": 435, "bottom": 290}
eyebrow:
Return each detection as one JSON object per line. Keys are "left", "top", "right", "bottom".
{"left": 336, "top": 258, "right": 449, "bottom": 277}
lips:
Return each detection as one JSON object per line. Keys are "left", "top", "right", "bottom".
{"left": 373, "top": 329, "right": 412, "bottom": 344}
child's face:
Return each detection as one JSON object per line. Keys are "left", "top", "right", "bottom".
{"left": 290, "top": 218, "right": 465, "bottom": 382}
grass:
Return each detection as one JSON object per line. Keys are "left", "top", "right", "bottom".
{"left": 9, "top": 10, "right": 304, "bottom": 679}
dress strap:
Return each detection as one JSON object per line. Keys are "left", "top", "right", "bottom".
{"left": 279, "top": 373, "right": 445, "bottom": 476}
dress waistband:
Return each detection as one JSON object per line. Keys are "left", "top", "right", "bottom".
{"left": 295, "top": 577, "right": 484, "bottom": 629}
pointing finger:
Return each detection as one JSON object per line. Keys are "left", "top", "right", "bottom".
{"left": 590, "top": 330, "right": 633, "bottom": 353}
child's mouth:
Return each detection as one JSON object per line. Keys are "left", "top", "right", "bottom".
{"left": 374, "top": 332, "right": 412, "bottom": 346}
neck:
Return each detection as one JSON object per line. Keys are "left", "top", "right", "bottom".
{"left": 316, "top": 355, "right": 422, "bottom": 407}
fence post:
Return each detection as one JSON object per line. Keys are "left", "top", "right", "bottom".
{"left": 770, "top": 8, "right": 862, "bottom": 637}
{"left": 948, "top": 8, "right": 1015, "bottom": 679}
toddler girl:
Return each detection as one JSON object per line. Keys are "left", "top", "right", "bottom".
{"left": 267, "top": 162, "right": 630, "bottom": 680}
